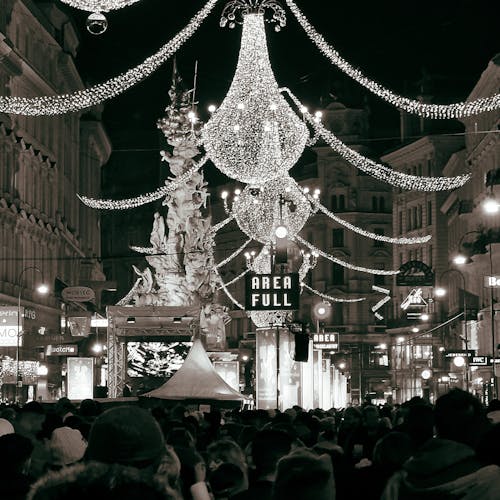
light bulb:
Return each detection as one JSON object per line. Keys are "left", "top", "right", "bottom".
{"left": 435, "top": 287, "right": 447, "bottom": 297}
{"left": 275, "top": 225, "right": 288, "bottom": 239}
{"left": 453, "top": 254, "right": 468, "bottom": 265}
{"left": 208, "top": 104, "right": 217, "bottom": 113}
{"left": 483, "top": 197, "right": 500, "bottom": 214}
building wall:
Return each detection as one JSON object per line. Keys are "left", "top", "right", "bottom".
{"left": 0, "top": 1, "right": 111, "bottom": 365}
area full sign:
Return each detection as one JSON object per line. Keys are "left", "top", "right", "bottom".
{"left": 245, "top": 273, "right": 300, "bottom": 311}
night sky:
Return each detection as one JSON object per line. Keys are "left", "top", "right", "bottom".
{"left": 67, "top": 0, "right": 499, "bottom": 186}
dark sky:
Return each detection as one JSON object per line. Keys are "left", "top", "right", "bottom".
{"left": 68, "top": 0, "right": 499, "bottom": 182}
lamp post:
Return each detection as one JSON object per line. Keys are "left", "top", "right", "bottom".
{"left": 435, "top": 268, "right": 469, "bottom": 391}
{"left": 16, "top": 266, "right": 49, "bottom": 403}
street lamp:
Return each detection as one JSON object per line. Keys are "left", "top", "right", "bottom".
{"left": 16, "top": 266, "right": 49, "bottom": 403}
{"left": 435, "top": 268, "right": 469, "bottom": 391}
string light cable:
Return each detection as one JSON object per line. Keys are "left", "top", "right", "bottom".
{"left": 285, "top": 0, "right": 500, "bottom": 119}
{"left": 281, "top": 88, "right": 471, "bottom": 191}
{"left": 215, "top": 239, "right": 252, "bottom": 268}
{"left": 60, "top": 0, "right": 141, "bottom": 12}
{"left": 0, "top": 0, "right": 219, "bottom": 115}
{"left": 78, "top": 155, "right": 207, "bottom": 209}
{"left": 301, "top": 282, "right": 365, "bottom": 303}
{"left": 214, "top": 268, "right": 245, "bottom": 309}
{"left": 216, "top": 268, "right": 250, "bottom": 290}
{"left": 305, "top": 191, "right": 432, "bottom": 245}
{"left": 294, "top": 234, "right": 399, "bottom": 276}
{"left": 211, "top": 215, "right": 235, "bottom": 234}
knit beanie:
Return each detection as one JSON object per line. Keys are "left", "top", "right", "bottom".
{"left": 0, "top": 418, "right": 14, "bottom": 437}
{"left": 50, "top": 426, "right": 87, "bottom": 466}
{"left": 86, "top": 406, "right": 165, "bottom": 468}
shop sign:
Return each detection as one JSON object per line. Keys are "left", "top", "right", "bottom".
{"left": 470, "top": 356, "right": 490, "bottom": 366}
{"left": 445, "top": 350, "right": 475, "bottom": 358}
{"left": 313, "top": 332, "right": 338, "bottom": 350}
{"left": 0, "top": 306, "right": 23, "bottom": 347}
{"left": 61, "top": 286, "right": 95, "bottom": 302}
{"left": 485, "top": 276, "right": 500, "bottom": 288}
{"left": 396, "top": 260, "right": 435, "bottom": 286}
{"left": 245, "top": 273, "right": 300, "bottom": 311}
{"left": 46, "top": 344, "right": 78, "bottom": 356}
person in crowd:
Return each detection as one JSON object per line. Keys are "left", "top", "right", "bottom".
{"left": 206, "top": 438, "right": 247, "bottom": 474}
{"left": 53, "top": 397, "right": 76, "bottom": 423}
{"left": 48, "top": 426, "right": 87, "bottom": 470}
{"left": 337, "top": 406, "right": 362, "bottom": 460}
{"left": 86, "top": 405, "right": 211, "bottom": 500}
{"left": 15, "top": 401, "right": 50, "bottom": 478}
{"left": 27, "top": 462, "right": 180, "bottom": 500}
{"left": 0, "top": 432, "right": 34, "bottom": 499}
{"left": 0, "top": 416, "right": 15, "bottom": 436}
{"left": 232, "top": 428, "right": 293, "bottom": 500}
{"left": 349, "top": 405, "right": 388, "bottom": 463}
{"left": 209, "top": 462, "right": 248, "bottom": 499}
{"left": 486, "top": 398, "right": 500, "bottom": 424}
{"left": 272, "top": 448, "right": 335, "bottom": 500}
{"left": 381, "top": 388, "right": 500, "bottom": 499}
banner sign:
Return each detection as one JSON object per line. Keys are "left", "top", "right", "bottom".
{"left": 46, "top": 344, "right": 78, "bottom": 356}
{"left": 245, "top": 273, "right": 300, "bottom": 311}
{"left": 312, "top": 332, "right": 339, "bottom": 350}
{"left": 0, "top": 307, "right": 23, "bottom": 347}
{"left": 485, "top": 276, "right": 500, "bottom": 288}
{"left": 445, "top": 350, "right": 475, "bottom": 358}
{"left": 62, "top": 286, "right": 95, "bottom": 302}
{"left": 67, "top": 357, "right": 94, "bottom": 400}
{"left": 256, "top": 329, "right": 277, "bottom": 409}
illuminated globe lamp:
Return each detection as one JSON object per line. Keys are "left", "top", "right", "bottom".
{"left": 232, "top": 177, "right": 311, "bottom": 243}
{"left": 421, "top": 369, "right": 432, "bottom": 380}
{"left": 201, "top": 12, "right": 308, "bottom": 184}
{"left": 454, "top": 356, "right": 466, "bottom": 368}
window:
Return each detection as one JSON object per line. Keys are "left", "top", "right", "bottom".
{"left": 398, "top": 212, "right": 403, "bottom": 234}
{"left": 407, "top": 209, "right": 412, "bottom": 230}
{"left": 374, "top": 274, "right": 385, "bottom": 286}
{"left": 372, "top": 196, "right": 378, "bottom": 211}
{"left": 332, "top": 229, "right": 344, "bottom": 247}
{"left": 331, "top": 195, "right": 337, "bottom": 210}
{"left": 379, "top": 197, "right": 386, "bottom": 212}
{"left": 339, "top": 195, "right": 346, "bottom": 211}
{"left": 417, "top": 205, "right": 422, "bottom": 229}
{"left": 427, "top": 201, "right": 432, "bottom": 225}
{"left": 332, "top": 263, "right": 344, "bottom": 285}
{"left": 374, "top": 228, "right": 384, "bottom": 247}
{"left": 428, "top": 245, "right": 433, "bottom": 267}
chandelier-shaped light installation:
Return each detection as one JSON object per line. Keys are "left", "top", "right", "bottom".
{"left": 231, "top": 176, "right": 312, "bottom": 243}
{"left": 79, "top": 156, "right": 207, "bottom": 209}
{"left": 285, "top": 0, "right": 500, "bottom": 119}
{"left": 221, "top": 0, "right": 287, "bottom": 30}
{"left": 282, "top": 88, "right": 471, "bottom": 191}
{"left": 0, "top": 0, "right": 218, "bottom": 115}
{"left": 60, "top": 0, "right": 141, "bottom": 12}
{"left": 201, "top": 13, "right": 308, "bottom": 184}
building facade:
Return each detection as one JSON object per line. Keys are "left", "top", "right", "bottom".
{"left": 0, "top": 0, "right": 111, "bottom": 400}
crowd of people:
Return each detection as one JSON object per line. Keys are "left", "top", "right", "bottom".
{"left": 1, "top": 389, "right": 500, "bottom": 499}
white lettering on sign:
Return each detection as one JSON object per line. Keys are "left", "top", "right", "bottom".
{"left": 401, "top": 288, "right": 427, "bottom": 310}
{"left": 0, "top": 326, "right": 22, "bottom": 347}
{"left": 250, "top": 293, "right": 292, "bottom": 308}
{"left": 250, "top": 275, "right": 294, "bottom": 291}
{"left": 485, "top": 276, "right": 500, "bottom": 288}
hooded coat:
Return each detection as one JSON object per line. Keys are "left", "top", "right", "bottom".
{"left": 381, "top": 438, "right": 500, "bottom": 500}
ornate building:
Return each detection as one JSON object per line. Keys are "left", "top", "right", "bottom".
{"left": 0, "top": 0, "right": 111, "bottom": 399}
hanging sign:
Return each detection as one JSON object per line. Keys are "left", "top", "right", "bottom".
{"left": 0, "top": 307, "right": 23, "bottom": 347}
{"left": 62, "top": 286, "right": 95, "bottom": 302}
{"left": 245, "top": 273, "right": 300, "bottom": 311}
{"left": 46, "top": 344, "right": 78, "bottom": 356}
{"left": 485, "top": 276, "right": 500, "bottom": 288}
{"left": 312, "top": 332, "right": 339, "bottom": 350}
{"left": 396, "top": 260, "right": 435, "bottom": 286}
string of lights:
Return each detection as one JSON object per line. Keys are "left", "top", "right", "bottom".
{"left": 116, "top": 279, "right": 141, "bottom": 306}
{"left": 295, "top": 235, "right": 399, "bottom": 275}
{"left": 60, "top": 0, "right": 141, "bottom": 12}
{"left": 129, "top": 246, "right": 156, "bottom": 254}
{"left": 215, "top": 239, "right": 252, "bottom": 269}
{"left": 214, "top": 268, "right": 245, "bottom": 309}
{"left": 0, "top": 0, "right": 219, "bottom": 115}
{"left": 281, "top": 88, "right": 471, "bottom": 191}
{"left": 301, "top": 282, "right": 365, "bottom": 303}
{"left": 285, "top": 0, "right": 500, "bottom": 119}
{"left": 211, "top": 216, "right": 235, "bottom": 234}
{"left": 216, "top": 268, "right": 250, "bottom": 290}
{"left": 201, "top": 13, "right": 309, "bottom": 184}
{"left": 307, "top": 194, "right": 432, "bottom": 244}
{"left": 78, "top": 156, "right": 207, "bottom": 209}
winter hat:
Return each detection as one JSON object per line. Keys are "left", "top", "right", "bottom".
{"left": 0, "top": 418, "right": 14, "bottom": 437}
{"left": 86, "top": 406, "right": 165, "bottom": 468}
{"left": 50, "top": 426, "right": 87, "bottom": 466}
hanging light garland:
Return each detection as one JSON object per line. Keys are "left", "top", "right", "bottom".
{"left": 60, "top": 0, "right": 141, "bottom": 12}
{"left": 0, "top": 0, "right": 218, "bottom": 115}
{"left": 201, "top": 13, "right": 308, "bottom": 184}
{"left": 281, "top": 88, "right": 471, "bottom": 191}
{"left": 294, "top": 235, "right": 399, "bottom": 275}
{"left": 129, "top": 246, "right": 157, "bottom": 254}
{"left": 211, "top": 216, "right": 235, "bottom": 234}
{"left": 215, "top": 239, "right": 252, "bottom": 269}
{"left": 79, "top": 156, "right": 207, "bottom": 209}
{"left": 214, "top": 268, "right": 245, "bottom": 309}
{"left": 301, "top": 282, "right": 365, "bottom": 303}
{"left": 216, "top": 268, "right": 250, "bottom": 290}
{"left": 285, "top": 0, "right": 500, "bottom": 119}
{"left": 306, "top": 192, "right": 432, "bottom": 244}
{"left": 231, "top": 176, "right": 312, "bottom": 243}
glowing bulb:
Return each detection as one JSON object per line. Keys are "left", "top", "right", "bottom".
{"left": 244, "top": 252, "right": 251, "bottom": 259}
{"left": 453, "top": 356, "right": 465, "bottom": 367}
{"left": 483, "top": 197, "right": 500, "bottom": 214}
{"left": 242, "top": 355, "right": 249, "bottom": 361}
{"left": 221, "top": 191, "right": 228, "bottom": 199}
{"left": 275, "top": 225, "right": 288, "bottom": 239}
{"left": 420, "top": 313, "right": 430, "bottom": 321}
{"left": 315, "top": 111, "right": 323, "bottom": 118}
{"left": 338, "top": 362, "right": 346, "bottom": 370}
{"left": 188, "top": 110, "right": 196, "bottom": 119}
{"left": 208, "top": 104, "right": 217, "bottom": 113}
{"left": 421, "top": 369, "right": 432, "bottom": 380}
{"left": 435, "top": 287, "right": 446, "bottom": 297}
{"left": 379, "top": 343, "right": 387, "bottom": 350}
{"left": 37, "top": 364, "right": 48, "bottom": 376}
{"left": 233, "top": 124, "right": 240, "bottom": 132}
{"left": 317, "top": 306, "right": 326, "bottom": 316}
{"left": 412, "top": 327, "right": 419, "bottom": 333}
{"left": 300, "top": 105, "right": 308, "bottom": 113}
{"left": 453, "top": 254, "right": 467, "bottom": 265}
{"left": 439, "top": 346, "right": 445, "bottom": 352}
{"left": 397, "top": 336, "right": 405, "bottom": 342}
{"left": 237, "top": 102, "right": 245, "bottom": 109}
{"left": 314, "top": 188, "right": 320, "bottom": 195}
{"left": 234, "top": 188, "right": 241, "bottom": 195}
{"left": 37, "top": 284, "right": 49, "bottom": 294}
{"left": 92, "top": 343, "right": 103, "bottom": 354}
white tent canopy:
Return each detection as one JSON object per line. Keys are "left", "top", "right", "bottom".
{"left": 142, "top": 339, "right": 246, "bottom": 401}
